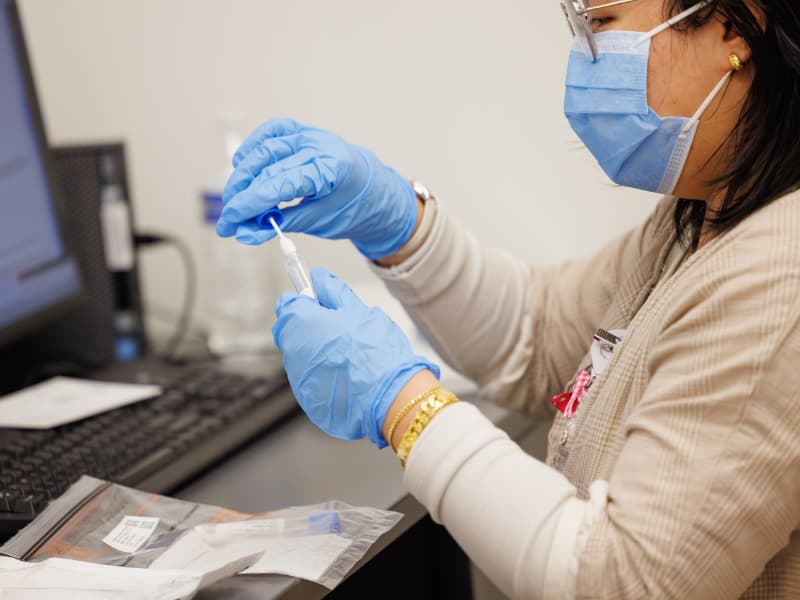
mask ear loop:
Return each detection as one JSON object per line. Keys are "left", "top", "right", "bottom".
{"left": 633, "top": 1, "right": 709, "bottom": 47}
{"left": 683, "top": 69, "right": 733, "bottom": 132}
{"left": 657, "top": 70, "right": 733, "bottom": 194}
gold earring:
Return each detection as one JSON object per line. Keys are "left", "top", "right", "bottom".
{"left": 729, "top": 53, "right": 744, "bottom": 71}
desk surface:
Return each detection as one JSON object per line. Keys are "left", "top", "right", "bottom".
{"left": 177, "top": 397, "right": 535, "bottom": 600}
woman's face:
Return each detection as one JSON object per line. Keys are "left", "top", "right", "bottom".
{"left": 586, "top": 0, "right": 753, "bottom": 201}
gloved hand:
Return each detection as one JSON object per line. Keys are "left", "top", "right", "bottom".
{"left": 273, "top": 268, "right": 440, "bottom": 448}
{"left": 216, "top": 118, "right": 418, "bottom": 260}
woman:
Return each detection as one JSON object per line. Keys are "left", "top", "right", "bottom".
{"left": 216, "top": 0, "right": 800, "bottom": 597}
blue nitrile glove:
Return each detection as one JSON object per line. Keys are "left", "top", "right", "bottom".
{"left": 273, "top": 268, "right": 440, "bottom": 448}
{"left": 216, "top": 118, "right": 418, "bottom": 260}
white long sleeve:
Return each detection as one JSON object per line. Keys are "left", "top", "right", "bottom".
{"left": 404, "top": 402, "right": 607, "bottom": 599}
{"left": 370, "top": 200, "right": 539, "bottom": 412}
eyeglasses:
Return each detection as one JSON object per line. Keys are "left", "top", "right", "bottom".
{"left": 560, "top": 0, "right": 641, "bottom": 62}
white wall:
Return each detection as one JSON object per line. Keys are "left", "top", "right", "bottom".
{"left": 18, "top": 0, "right": 660, "bottom": 324}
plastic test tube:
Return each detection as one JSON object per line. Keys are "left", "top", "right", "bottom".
{"left": 258, "top": 209, "right": 317, "bottom": 300}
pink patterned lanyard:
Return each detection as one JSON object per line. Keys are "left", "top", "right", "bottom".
{"left": 551, "top": 368, "right": 593, "bottom": 420}
{"left": 551, "top": 328, "right": 623, "bottom": 419}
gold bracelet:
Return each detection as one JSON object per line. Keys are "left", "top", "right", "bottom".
{"left": 386, "top": 386, "right": 443, "bottom": 451}
{"left": 396, "top": 389, "right": 459, "bottom": 469}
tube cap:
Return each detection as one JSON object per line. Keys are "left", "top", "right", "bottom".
{"left": 255, "top": 208, "right": 285, "bottom": 230}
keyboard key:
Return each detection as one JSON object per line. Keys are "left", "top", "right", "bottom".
{"left": 13, "top": 494, "right": 44, "bottom": 514}
{"left": 6, "top": 484, "right": 26, "bottom": 496}
{"left": 116, "top": 447, "right": 175, "bottom": 484}
{"left": 0, "top": 491, "right": 19, "bottom": 512}
{"left": 167, "top": 412, "right": 200, "bottom": 432}
{"left": 146, "top": 413, "right": 175, "bottom": 429}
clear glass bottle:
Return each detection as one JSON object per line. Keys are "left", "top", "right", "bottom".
{"left": 202, "top": 124, "right": 279, "bottom": 357}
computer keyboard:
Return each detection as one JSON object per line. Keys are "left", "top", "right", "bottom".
{"left": 0, "top": 364, "right": 296, "bottom": 540}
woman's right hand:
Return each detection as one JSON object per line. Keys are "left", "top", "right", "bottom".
{"left": 215, "top": 118, "right": 418, "bottom": 260}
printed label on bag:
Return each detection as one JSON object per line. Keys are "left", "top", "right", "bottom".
{"left": 102, "top": 515, "right": 160, "bottom": 553}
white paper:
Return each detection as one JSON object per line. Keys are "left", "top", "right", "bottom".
{"left": 151, "top": 520, "right": 352, "bottom": 584}
{"left": 0, "top": 377, "right": 161, "bottom": 428}
{"left": 242, "top": 534, "right": 352, "bottom": 580}
{"left": 150, "top": 528, "right": 274, "bottom": 575}
{"left": 0, "top": 550, "right": 261, "bottom": 599}
{"left": 0, "top": 556, "right": 202, "bottom": 600}
{"left": 103, "top": 516, "right": 160, "bottom": 553}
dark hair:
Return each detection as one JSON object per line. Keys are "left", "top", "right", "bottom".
{"left": 666, "top": 0, "right": 800, "bottom": 248}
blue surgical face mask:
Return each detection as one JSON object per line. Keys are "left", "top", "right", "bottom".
{"left": 564, "top": 8, "right": 732, "bottom": 194}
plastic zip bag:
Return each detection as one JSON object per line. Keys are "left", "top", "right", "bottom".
{"left": 0, "top": 476, "right": 402, "bottom": 590}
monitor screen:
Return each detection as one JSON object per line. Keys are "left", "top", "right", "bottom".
{"left": 0, "top": 0, "right": 81, "bottom": 347}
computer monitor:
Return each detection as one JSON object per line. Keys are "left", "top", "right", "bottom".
{"left": 0, "top": 0, "right": 82, "bottom": 349}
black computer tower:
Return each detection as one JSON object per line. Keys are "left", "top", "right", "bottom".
{"left": 0, "top": 144, "right": 145, "bottom": 393}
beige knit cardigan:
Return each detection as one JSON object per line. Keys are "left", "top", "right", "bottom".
{"left": 373, "top": 191, "right": 800, "bottom": 598}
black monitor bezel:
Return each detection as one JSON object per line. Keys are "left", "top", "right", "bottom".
{"left": 0, "top": 0, "right": 85, "bottom": 350}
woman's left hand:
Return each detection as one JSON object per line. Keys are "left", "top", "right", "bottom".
{"left": 273, "top": 268, "right": 439, "bottom": 448}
